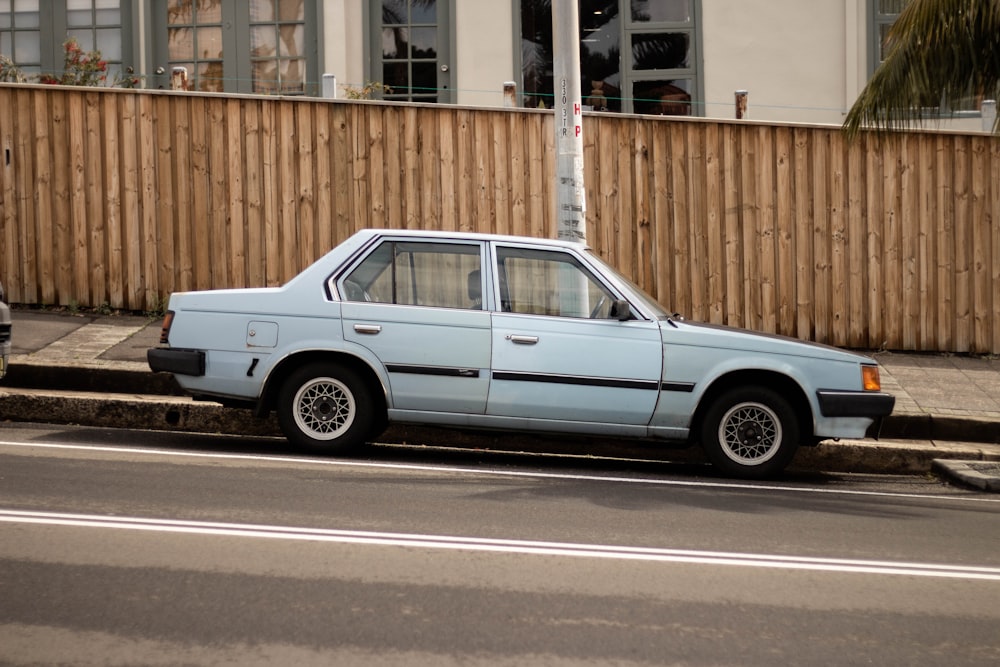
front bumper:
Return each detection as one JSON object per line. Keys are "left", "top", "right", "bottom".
{"left": 148, "top": 347, "right": 206, "bottom": 376}
{"left": 816, "top": 389, "right": 895, "bottom": 418}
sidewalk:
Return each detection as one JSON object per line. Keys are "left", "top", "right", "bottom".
{"left": 2, "top": 308, "right": 999, "bottom": 489}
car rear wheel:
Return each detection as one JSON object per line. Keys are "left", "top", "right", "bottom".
{"left": 700, "top": 386, "right": 800, "bottom": 479}
{"left": 277, "top": 363, "right": 375, "bottom": 454}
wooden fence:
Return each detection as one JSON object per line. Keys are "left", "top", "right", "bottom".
{"left": 1, "top": 84, "right": 998, "bottom": 354}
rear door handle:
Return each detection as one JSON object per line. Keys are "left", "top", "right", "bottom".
{"left": 354, "top": 324, "right": 382, "bottom": 335}
{"left": 506, "top": 334, "right": 538, "bottom": 345}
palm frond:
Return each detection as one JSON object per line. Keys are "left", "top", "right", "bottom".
{"left": 843, "top": 0, "right": 1000, "bottom": 139}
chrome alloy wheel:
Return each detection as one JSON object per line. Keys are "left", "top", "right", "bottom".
{"left": 717, "top": 401, "right": 783, "bottom": 465}
{"left": 292, "top": 376, "right": 356, "bottom": 440}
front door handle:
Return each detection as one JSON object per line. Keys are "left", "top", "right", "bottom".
{"left": 354, "top": 324, "right": 382, "bottom": 335}
{"left": 506, "top": 334, "right": 538, "bottom": 345}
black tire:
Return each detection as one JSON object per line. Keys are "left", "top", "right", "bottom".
{"left": 277, "top": 362, "right": 377, "bottom": 454}
{"left": 699, "top": 386, "right": 801, "bottom": 479}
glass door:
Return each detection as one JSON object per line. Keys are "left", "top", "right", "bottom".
{"left": 372, "top": 0, "right": 452, "bottom": 103}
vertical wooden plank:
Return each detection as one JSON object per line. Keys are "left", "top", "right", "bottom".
{"left": 297, "top": 102, "right": 316, "bottom": 268}
{"left": 330, "top": 104, "right": 351, "bottom": 242}
{"left": 723, "top": 124, "right": 743, "bottom": 328}
{"left": 367, "top": 103, "right": 386, "bottom": 228}
{"left": 455, "top": 109, "right": 475, "bottom": 232}
{"left": 900, "top": 134, "right": 919, "bottom": 350}
{"left": 757, "top": 126, "right": 776, "bottom": 335}
{"left": 314, "top": 102, "right": 333, "bottom": 253}
{"left": 153, "top": 94, "right": 176, "bottom": 298}
{"left": 402, "top": 106, "right": 420, "bottom": 229}
{"left": 491, "top": 110, "right": 511, "bottom": 235}
{"left": 882, "top": 138, "right": 902, "bottom": 349}
{"left": 139, "top": 93, "right": 158, "bottom": 309}
{"left": 88, "top": 93, "right": 109, "bottom": 308}
{"left": 49, "top": 91, "right": 73, "bottom": 305}
{"left": 189, "top": 97, "right": 211, "bottom": 290}
{"left": 865, "top": 133, "right": 885, "bottom": 348}
{"left": 507, "top": 111, "right": 526, "bottom": 239}
{"left": 66, "top": 92, "right": 89, "bottom": 306}
{"left": 669, "top": 122, "right": 691, "bottom": 317}
{"left": 420, "top": 108, "right": 442, "bottom": 231}
{"left": 774, "top": 127, "right": 795, "bottom": 337}
{"left": 812, "top": 130, "right": 831, "bottom": 344}
{"left": 828, "top": 130, "right": 847, "bottom": 346}
{"left": 917, "top": 135, "right": 936, "bottom": 350}
{"left": 597, "top": 117, "right": 618, "bottom": 264}
{"left": 525, "top": 111, "right": 546, "bottom": 238}
{"left": 382, "top": 105, "right": 403, "bottom": 230}
{"left": 953, "top": 135, "right": 971, "bottom": 351}
{"left": 970, "top": 135, "right": 990, "bottom": 353}
{"left": 440, "top": 109, "right": 459, "bottom": 231}
{"left": 173, "top": 96, "right": 194, "bottom": 293}
{"left": 617, "top": 116, "right": 636, "bottom": 282}
{"left": 0, "top": 88, "right": 19, "bottom": 300}
{"left": 120, "top": 92, "right": 142, "bottom": 308}
{"left": 633, "top": 121, "right": 653, "bottom": 297}
{"left": 650, "top": 119, "right": 671, "bottom": 304}
{"left": 227, "top": 98, "right": 247, "bottom": 287}
{"left": 207, "top": 97, "right": 229, "bottom": 288}
{"left": 473, "top": 111, "right": 492, "bottom": 234}
{"left": 793, "top": 127, "right": 813, "bottom": 341}
{"left": 278, "top": 100, "right": 298, "bottom": 282}
{"left": 40, "top": 90, "right": 65, "bottom": 305}
{"left": 846, "top": 133, "right": 867, "bottom": 347}
{"left": 689, "top": 124, "right": 710, "bottom": 322}
{"left": 934, "top": 135, "right": 954, "bottom": 350}
{"left": 244, "top": 100, "right": 265, "bottom": 284}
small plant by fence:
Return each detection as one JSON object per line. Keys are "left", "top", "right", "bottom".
{"left": 0, "top": 84, "right": 998, "bottom": 353}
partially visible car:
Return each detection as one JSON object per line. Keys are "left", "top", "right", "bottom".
{"left": 0, "top": 281, "right": 10, "bottom": 380}
{"left": 148, "top": 229, "right": 895, "bottom": 479}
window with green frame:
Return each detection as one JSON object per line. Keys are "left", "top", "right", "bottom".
{"left": 518, "top": 0, "right": 700, "bottom": 116}
{"left": 0, "top": 0, "right": 134, "bottom": 81}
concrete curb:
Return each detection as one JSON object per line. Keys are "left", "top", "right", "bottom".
{"left": 2, "top": 387, "right": 999, "bottom": 481}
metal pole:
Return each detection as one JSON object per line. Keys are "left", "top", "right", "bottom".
{"left": 322, "top": 74, "right": 338, "bottom": 99}
{"left": 552, "top": 0, "right": 586, "bottom": 243}
{"left": 982, "top": 100, "right": 997, "bottom": 133}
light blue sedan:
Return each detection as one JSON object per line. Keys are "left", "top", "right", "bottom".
{"left": 148, "top": 229, "right": 894, "bottom": 478}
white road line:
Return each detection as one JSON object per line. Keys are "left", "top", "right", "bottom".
{"left": 2, "top": 509, "right": 1000, "bottom": 581}
{"left": 2, "top": 439, "right": 999, "bottom": 504}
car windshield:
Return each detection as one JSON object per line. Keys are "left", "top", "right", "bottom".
{"left": 584, "top": 249, "right": 671, "bottom": 319}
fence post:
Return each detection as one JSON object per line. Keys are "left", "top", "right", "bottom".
{"left": 503, "top": 81, "right": 517, "bottom": 108}
{"left": 735, "top": 90, "right": 748, "bottom": 119}
{"left": 322, "top": 74, "right": 338, "bottom": 99}
{"left": 170, "top": 66, "right": 188, "bottom": 91}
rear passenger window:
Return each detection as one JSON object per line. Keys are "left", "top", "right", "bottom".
{"left": 341, "top": 241, "right": 483, "bottom": 310}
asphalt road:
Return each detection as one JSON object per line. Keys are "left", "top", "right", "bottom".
{"left": 1, "top": 423, "right": 999, "bottom": 666}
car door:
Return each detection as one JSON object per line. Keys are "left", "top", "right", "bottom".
{"left": 340, "top": 239, "right": 491, "bottom": 414}
{"left": 486, "top": 244, "right": 663, "bottom": 425}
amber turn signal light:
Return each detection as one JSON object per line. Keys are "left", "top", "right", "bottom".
{"left": 862, "top": 364, "right": 881, "bottom": 391}
{"left": 159, "top": 311, "right": 174, "bottom": 345}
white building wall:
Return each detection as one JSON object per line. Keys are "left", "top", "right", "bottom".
{"left": 453, "top": 2, "right": 515, "bottom": 107}
{"left": 700, "top": 0, "right": 858, "bottom": 124}
{"left": 321, "top": 0, "right": 366, "bottom": 96}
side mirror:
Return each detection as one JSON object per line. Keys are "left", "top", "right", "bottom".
{"left": 610, "top": 299, "right": 632, "bottom": 321}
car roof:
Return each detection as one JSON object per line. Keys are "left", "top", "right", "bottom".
{"left": 356, "top": 228, "right": 592, "bottom": 252}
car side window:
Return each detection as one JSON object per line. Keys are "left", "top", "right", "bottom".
{"left": 496, "top": 247, "right": 617, "bottom": 319}
{"left": 342, "top": 241, "right": 483, "bottom": 310}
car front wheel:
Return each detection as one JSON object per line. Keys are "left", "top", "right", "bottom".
{"left": 700, "top": 386, "right": 800, "bottom": 479}
{"left": 277, "top": 363, "right": 375, "bottom": 454}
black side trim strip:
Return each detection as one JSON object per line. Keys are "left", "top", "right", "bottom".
{"left": 492, "top": 371, "right": 659, "bottom": 391}
{"left": 387, "top": 364, "right": 480, "bottom": 378}
{"left": 660, "top": 381, "right": 695, "bottom": 393}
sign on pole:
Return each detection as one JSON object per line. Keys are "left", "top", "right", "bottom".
{"left": 552, "top": 0, "right": 586, "bottom": 243}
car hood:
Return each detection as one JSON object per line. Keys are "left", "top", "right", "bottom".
{"left": 660, "top": 319, "right": 875, "bottom": 365}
